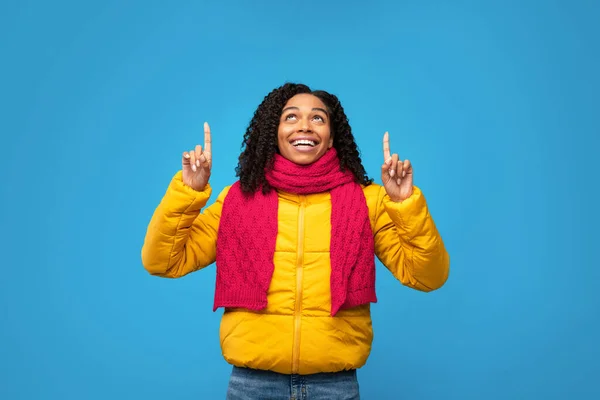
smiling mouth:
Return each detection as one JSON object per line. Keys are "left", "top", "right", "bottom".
{"left": 291, "top": 139, "right": 319, "bottom": 147}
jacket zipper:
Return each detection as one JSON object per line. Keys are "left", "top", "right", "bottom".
{"left": 292, "top": 195, "right": 306, "bottom": 374}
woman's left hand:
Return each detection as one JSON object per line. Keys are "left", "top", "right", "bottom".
{"left": 381, "top": 132, "right": 413, "bottom": 202}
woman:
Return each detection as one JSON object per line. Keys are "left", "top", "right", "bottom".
{"left": 141, "top": 83, "right": 450, "bottom": 399}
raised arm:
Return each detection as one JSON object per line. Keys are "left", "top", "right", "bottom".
{"left": 141, "top": 122, "right": 227, "bottom": 278}
{"left": 375, "top": 131, "right": 450, "bottom": 290}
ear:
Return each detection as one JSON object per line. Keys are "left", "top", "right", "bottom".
{"left": 328, "top": 137, "right": 334, "bottom": 149}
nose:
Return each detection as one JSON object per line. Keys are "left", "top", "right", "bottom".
{"left": 298, "top": 118, "right": 311, "bottom": 132}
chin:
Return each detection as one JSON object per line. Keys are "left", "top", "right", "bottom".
{"left": 287, "top": 152, "right": 326, "bottom": 165}
{"left": 293, "top": 158, "right": 315, "bottom": 165}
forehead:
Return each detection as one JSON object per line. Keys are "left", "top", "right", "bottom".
{"left": 283, "top": 93, "right": 326, "bottom": 110}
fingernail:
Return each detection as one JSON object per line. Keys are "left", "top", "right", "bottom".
{"left": 192, "top": 165, "right": 196, "bottom": 172}
{"left": 397, "top": 178, "right": 401, "bottom": 185}
{"left": 184, "top": 154, "right": 190, "bottom": 158}
{"left": 402, "top": 171, "right": 406, "bottom": 178}
{"left": 390, "top": 169, "right": 395, "bottom": 177}
{"left": 386, "top": 157, "right": 392, "bottom": 164}
{"left": 196, "top": 160, "right": 200, "bottom": 167}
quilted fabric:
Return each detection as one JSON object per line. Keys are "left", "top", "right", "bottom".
{"left": 141, "top": 170, "right": 449, "bottom": 374}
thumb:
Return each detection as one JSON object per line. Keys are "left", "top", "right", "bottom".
{"left": 380, "top": 161, "right": 392, "bottom": 184}
{"left": 182, "top": 152, "right": 193, "bottom": 167}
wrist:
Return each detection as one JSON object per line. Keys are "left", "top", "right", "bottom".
{"left": 388, "top": 190, "right": 413, "bottom": 203}
{"left": 185, "top": 183, "right": 207, "bottom": 192}
{"left": 180, "top": 175, "right": 209, "bottom": 193}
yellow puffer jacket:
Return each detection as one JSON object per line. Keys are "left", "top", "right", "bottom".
{"left": 141, "top": 171, "right": 450, "bottom": 375}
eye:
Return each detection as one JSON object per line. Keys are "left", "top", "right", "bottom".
{"left": 285, "top": 114, "right": 297, "bottom": 121}
{"left": 312, "top": 115, "right": 325, "bottom": 122}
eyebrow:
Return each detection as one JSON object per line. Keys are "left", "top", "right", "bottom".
{"left": 282, "top": 106, "right": 329, "bottom": 116}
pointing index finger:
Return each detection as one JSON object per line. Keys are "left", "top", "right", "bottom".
{"left": 204, "top": 122, "right": 212, "bottom": 155}
{"left": 383, "top": 131, "right": 391, "bottom": 161}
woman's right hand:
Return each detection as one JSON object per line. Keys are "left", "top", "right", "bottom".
{"left": 182, "top": 122, "right": 212, "bottom": 192}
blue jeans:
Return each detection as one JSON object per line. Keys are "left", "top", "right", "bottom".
{"left": 226, "top": 366, "right": 360, "bottom": 400}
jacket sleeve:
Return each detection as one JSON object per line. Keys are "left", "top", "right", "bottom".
{"left": 141, "top": 171, "right": 228, "bottom": 278}
{"left": 373, "top": 185, "right": 450, "bottom": 291}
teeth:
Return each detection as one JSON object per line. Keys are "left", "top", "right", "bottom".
{"left": 292, "top": 139, "right": 316, "bottom": 147}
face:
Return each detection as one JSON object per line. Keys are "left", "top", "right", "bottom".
{"left": 277, "top": 93, "right": 334, "bottom": 165}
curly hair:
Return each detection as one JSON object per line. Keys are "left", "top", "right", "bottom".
{"left": 235, "top": 83, "right": 373, "bottom": 193}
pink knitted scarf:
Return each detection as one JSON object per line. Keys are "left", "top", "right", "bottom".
{"left": 214, "top": 148, "right": 377, "bottom": 316}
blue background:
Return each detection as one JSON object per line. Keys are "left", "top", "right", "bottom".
{"left": 1, "top": 0, "right": 598, "bottom": 398}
